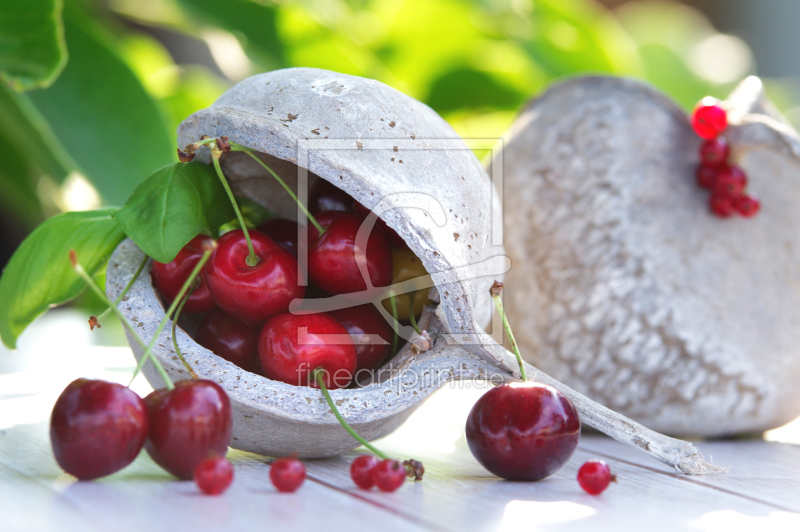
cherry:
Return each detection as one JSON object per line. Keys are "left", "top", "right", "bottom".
{"left": 50, "top": 379, "right": 148, "bottom": 480}
{"left": 270, "top": 457, "right": 306, "bottom": 492}
{"left": 372, "top": 459, "right": 406, "bottom": 492}
{"left": 328, "top": 304, "right": 393, "bottom": 376}
{"left": 734, "top": 194, "right": 760, "bottom": 217}
{"left": 382, "top": 247, "right": 431, "bottom": 321}
{"left": 258, "top": 313, "right": 357, "bottom": 390}
{"left": 309, "top": 178, "right": 354, "bottom": 215}
{"left": 195, "top": 309, "right": 262, "bottom": 375}
{"left": 714, "top": 165, "right": 747, "bottom": 197}
{"left": 205, "top": 229, "right": 304, "bottom": 326}
{"left": 151, "top": 235, "right": 216, "bottom": 313}
{"left": 350, "top": 455, "right": 380, "bottom": 489}
{"left": 699, "top": 137, "right": 730, "bottom": 166}
{"left": 257, "top": 218, "right": 318, "bottom": 258}
{"left": 577, "top": 459, "right": 615, "bottom": 495}
{"left": 465, "top": 382, "right": 580, "bottom": 481}
{"left": 194, "top": 454, "right": 234, "bottom": 495}
{"left": 691, "top": 98, "right": 727, "bottom": 139}
{"left": 696, "top": 164, "right": 719, "bottom": 190}
{"left": 144, "top": 380, "right": 232, "bottom": 480}
{"left": 352, "top": 200, "right": 409, "bottom": 250}
{"left": 308, "top": 213, "right": 393, "bottom": 295}
{"left": 709, "top": 194, "right": 735, "bottom": 218}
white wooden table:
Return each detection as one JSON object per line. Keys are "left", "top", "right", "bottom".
{"left": 2, "top": 311, "right": 799, "bottom": 531}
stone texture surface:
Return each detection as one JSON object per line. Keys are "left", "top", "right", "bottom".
{"left": 496, "top": 76, "right": 800, "bottom": 436}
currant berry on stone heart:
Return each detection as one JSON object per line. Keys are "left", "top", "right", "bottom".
{"left": 577, "top": 459, "right": 616, "bottom": 495}
{"left": 195, "top": 454, "right": 234, "bottom": 495}
{"left": 691, "top": 97, "right": 728, "bottom": 139}
{"left": 195, "top": 308, "right": 262, "bottom": 375}
{"left": 270, "top": 456, "right": 306, "bottom": 492}
{"left": 50, "top": 379, "right": 149, "bottom": 480}
{"left": 151, "top": 234, "right": 217, "bottom": 313}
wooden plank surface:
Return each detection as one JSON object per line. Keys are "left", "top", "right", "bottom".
{"left": 2, "top": 310, "right": 799, "bottom": 531}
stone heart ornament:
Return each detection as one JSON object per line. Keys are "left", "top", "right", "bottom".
{"left": 497, "top": 75, "right": 800, "bottom": 437}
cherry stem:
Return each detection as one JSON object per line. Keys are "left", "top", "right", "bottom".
{"left": 69, "top": 251, "right": 173, "bottom": 389}
{"left": 490, "top": 281, "right": 527, "bottom": 382}
{"left": 408, "top": 292, "right": 421, "bottom": 335}
{"left": 388, "top": 290, "right": 399, "bottom": 356}
{"left": 229, "top": 141, "right": 325, "bottom": 236}
{"left": 171, "top": 290, "right": 199, "bottom": 380}
{"left": 313, "top": 368, "right": 389, "bottom": 460}
{"left": 130, "top": 248, "right": 213, "bottom": 388}
{"left": 95, "top": 253, "right": 148, "bottom": 326}
{"left": 211, "top": 155, "right": 259, "bottom": 267}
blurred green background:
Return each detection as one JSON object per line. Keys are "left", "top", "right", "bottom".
{"left": 0, "top": 0, "right": 797, "bottom": 273}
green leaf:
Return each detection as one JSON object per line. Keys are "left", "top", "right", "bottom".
{"left": 0, "top": 208, "right": 125, "bottom": 349}
{"left": 0, "top": 0, "right": 67, "bottom": 91}
{"left": 111, "top": 162, "right": 235, "bottom": 263}
{"left": 27, "top": 12, "right": 174, "bottom": 206}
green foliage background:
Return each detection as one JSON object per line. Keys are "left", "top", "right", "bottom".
{"left": 0, "top": 0, "right": 787, "bottom": 251}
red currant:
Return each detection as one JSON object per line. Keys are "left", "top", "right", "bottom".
{"left": 691, "top": 98, "right": 727, "bottom": 139}
{"left": 270, "top": 457, "right": 306, "bottom": 492}
{"left": 372, "top": 459, "right": 406, "bottom": 492}
{"left": 577, "top": 459, "right": 615, "bottom": 495}
{"left": 734, "top": 194, "right": 760, "bottom": 217}
{"left": 350, "top": 455, "right": 380, "bottom": 489}
{"left": 709, "top": 194, "right": 735, "bottom": 218}
{"left": 194, "top": 454, "right": 234, "bottom": 495}
{"left": 696, "top": 164, "right": 719, "bottom": 190}
{"left": 699, "top": 137, "right": 730, "bottom": 166}
{"left": 713, "top": 165, "right": 747, "bottom": 197}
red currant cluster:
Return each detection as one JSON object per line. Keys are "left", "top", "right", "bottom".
{"left": 692, "top": 98, "right": 760, "bottom": 218}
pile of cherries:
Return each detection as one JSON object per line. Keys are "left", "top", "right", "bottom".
{"left": 691, "top": 97, "right": 760, "bottom": 218}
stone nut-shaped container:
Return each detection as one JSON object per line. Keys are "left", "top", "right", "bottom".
{"left": 108, "top": 67, "right": 514, "bottom": 458}
{"left": 498, "top": 75, "right": 800, "bottom": 437}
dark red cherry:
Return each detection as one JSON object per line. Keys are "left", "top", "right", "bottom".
{"left": 258, "top": 313, "right": 357, "bottom": 390}
{"left": 577, "top": 459, "right": 615, "bottom": 495}
{"left": 151, "top": 235, "right": 216, "bottom": 313}
{"left": 734, "top": 194, "right": 760, "bottom": 217}
{"left": 257, "top": 218, "right": 317, "bottom": 258}
{"left": 696, "top": 164, "right": 719, "bottom": 189}
{"left": 270, "top": 457, "right": 306, "bottom": 492}
{"left": 714, "top": 165, "right": 747, "bottom": 197}
{"left": 308, "top": 213, "right": 393, "bottom": 295}
{"left": 691, "top": 98, "right": 727, "bottom": 139}
{"left": 328, "top": 304, "right": 392, "bottom": 377}
{"left": 710, "top": 194, "right": 735, "bottom": 218}
{"left": 350, "top": 454, "right": 379, "bottom": 489}
{"left": 309, "top": 178, "right": 354, "bottom": 215}
{"left": 195, "top": 309, "right": 262, "bottom": 374}
{"left": 699, "top": 137, "right": 729, "bottom": 166}
{"left": 205, "top": 229, "right": 304, "bottom": 326}
{"left": 372, "top": 459, "right": 406, "bottom": 492}
{"left": 50, "top": 379, "right": 148, "bottom": 480}
{"left": 194, "top": 454, "right": 234, "bottom": 495}
{"left": 144, "top": 380, "right": 232, "bottom": 480}
{"left": 465, "top": 382, "right": 580, "bottom": 481}
{"left": 352, "top": 201, "right": 409, "bottom": 250}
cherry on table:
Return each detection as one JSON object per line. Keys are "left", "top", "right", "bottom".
{"left": 144, "top": 380, "right": 232, "bottom": 480}
{"left": 352, "top": 200, "right": 409, "bottom": 250}
{"left": 151, "top": 235, "right": 217, "bottom": 314}
{"left": 50, "top": 379, "right": 149, "bottom": 480}
{"left": 328, "top": 304, "right": 393, "bottom": 377}
{"left": 734, "top": 194, "right": 760, "bottom": 217}
{"left": 577, "top": 459, "right": 615, "bottom": 495}
{"left": 194, "top": 454, "right": 234, "bottom": 495}
{"left": 350, "top": 455, "right": 380, "bottom": 489}
{"left": 205, "top": 229, "right": 304, "bottom": 326}
{"left": 270, "top": 457, "right": 306, "bottom": 492}
{"left": 195, "top": 309, "right": 262, "bottom": 375}
{"left": 691, "top": 97, "right": 728, "bottom": 139}
{"left": 465, "top": 382, "right": 580, "bottom": 481}
{"left": 699, "top": 137, "right": 730, "bottom": 166}
{"left": 258, "top": 313, "right": 356, "bottom": 390}
{"left": 308, "top": 213, "right": 393, "bottom": 295}
{"left": 309, "top": 178, "right": 354, "bottom": 215}
{"left": 372, "top": 459, "right": 406, "bottom": 492}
